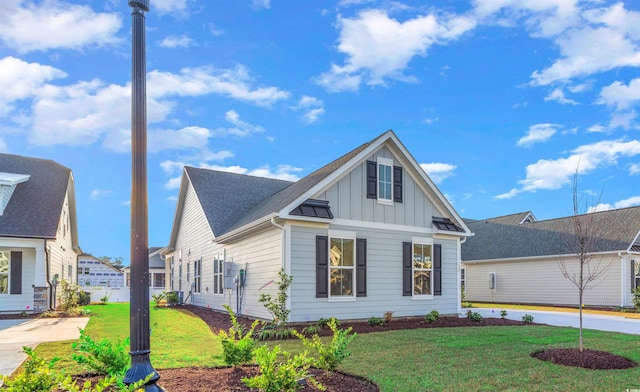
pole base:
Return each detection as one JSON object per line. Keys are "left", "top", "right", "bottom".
{"left": 124, "top": 349, "right": 164, "bottom": 391}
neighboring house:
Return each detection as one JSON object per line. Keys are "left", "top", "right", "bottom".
{"left": 77, "top": 254, "right": 124, "bottom": 288}
{"left": 462, "top": 208, "right": 640, "bottom": 308}
{"left": 165, "top": 130, "right": 471, "bottom": 322}
{"left": 0, "top": 153, "right": 81, "bottom": 313}
{"left": 122, "top": 247, "right": 167, "bottom": 299}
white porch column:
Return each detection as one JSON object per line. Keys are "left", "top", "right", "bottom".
{"left": 34, "top": 246, "right": 47, "bottom": 287}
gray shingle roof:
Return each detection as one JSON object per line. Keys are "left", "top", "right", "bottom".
{"left": 0, "top": 153, "right": 71, "bottom": 238}
{"left": 462, "top": 207, "right": 640, "bottom": 261}
{"left": 187, "top": 133, "right": 381, "bottom": 237}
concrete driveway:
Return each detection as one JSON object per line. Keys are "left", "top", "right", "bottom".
{"left": 0, "top": 317, "right": 89, "bottom": 377}
{"left": 471, "top": 307, "right": 640, "bottom": 335}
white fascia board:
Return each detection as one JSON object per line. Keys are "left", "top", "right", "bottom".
{"left": 0, "top": 172, "right": 30, "bottom": 186}
{"left": 214, "top": 213, "right": 279, "bottom": 244}
{"left": 463, "top": 251, "right": 624, "bottom": 265}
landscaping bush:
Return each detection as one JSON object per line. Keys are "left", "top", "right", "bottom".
{"left": 165, "top": 291, "right": 179, "bottom": 305}
{"left": 59, "top": 280, "right": 80, "bottom": 313}
{"left": 522, "top": 314, "right": 535, "bottom": 323}
{"left": 0, "top": 347, "right": 59, "bottom": 392}
{"left": 367, "top": 317, "right": 385, "bottom": 327}
{"left": 77, "top": 291, "right": 91, "bottom": 306}
{"left": 217, "top": 304, "right": 260, "bottom": 366}
{"left": 242, "top": 345, "right": 323, "bottom": 392}
{"left": 466, "top": 311, "right": 483, "bottom": 322}
{"left": 292, "top": 318, "right": 356, "bottom": 375}
{"left": 425, "top": 310, "right": 440, "bottom": 324}
{"left": 258, "top": 269, "right": 293, "bottom": 327}
{"left": 71, "top": 329, "right": 130, "bottom": 376}
{"left": 301, "top": 325, "right": 321, "bottom": 335}
{"left": 500, "top": 310, "right": 508, "bottom": 319}
{"left": 151, "top": 292, "right": 166, "bottom": 308}
{"left": 633, "top": 288, "right": 640, "bottom": 311}
{"left": 317, "top": 317, "right": 339, "bottom": 328}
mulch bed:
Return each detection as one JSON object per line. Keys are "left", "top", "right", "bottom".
{"left": 531, "top": 348, "right": 637, "bottom": 370}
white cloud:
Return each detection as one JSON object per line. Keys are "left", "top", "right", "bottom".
{"left": 164, "top": 176, "right": 182, "bottom": 190}
{"left": 0, "top": 1, "right": 121, "bottom": 53}
{"left": 159, "top": 35, "right": 194, "bottom": 48}
{"left": 0, "top": 138, "right": 7, "bottom": 152}
{"left": 516, "top": 123, "right": 558, "bottom": 147}
{"left": 317, "top": 9, "right": 476, "bottom": 92}
{"left": 544, "top": 88, "right": 578, "bottom": 105}
{"left": 597, "top": 79, "right": 640, "bottom": 111}
{"left": 292, "top": 96, "right": 325, "bottom": 124}
{"left": 252, "top": 0, "right": 270, "bottom": 10}
{"left": 163, "top": 163, "right": 302, "bottom": 190}
{"left": 587, "top": 124, "right": 606, "bottom": 133}
{"left": 588, "top": 196, "right": 640, "bottom": 212}
{"left": 148, "top": 126, "right": 211, "bottom": 153}
{"left": 216, "top": 110, "right": 266, "bottom": 137}
{"left": 496, "top": 139, "right": 640, "bottom": 199}
{"left": 420, "top": 162, "right": 456, "bottom": 184}
{"left": 152, "top": 0, "right": 188, "bottom": 15}
{"left": 90, "top": 189, "right": 112, "bottom": 200}
{"left": 630, "top": 163, "right": 640, "bottom": 175}
{"left": 0, "top": 56, "right": 67, "bottom": 116}
{"left": 608, "top": 110, "right": 638, "bottom": 130}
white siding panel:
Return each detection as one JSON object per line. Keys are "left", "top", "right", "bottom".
{"left": 464, "top": 256, "right": 622, "bottom": 307}
{"left": 289, "top": 225, "right": 459, "bottom": 322}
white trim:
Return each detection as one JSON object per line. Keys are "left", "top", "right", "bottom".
{"left": 376, "top": 156, "right": 394, "bottom": 204}
{"left": 412, "top": 236, "right": 433, "bottom": 245}
{"left": 628, "top": 230, "right": 640, "bottom": 253}
{"left": 411, "top": 238, "right": 434, "bottom": 298}
{"left": 327, "top": 232, "right": 357, "bottom": 300}
{"left": 329, "top": 229, "right": 356, "bottom": 239}
{"left": 462, "top": 250, "right": 631, "bottom": 264}
{"left": 331, "top": 218, "right": 437, "bottom": 234}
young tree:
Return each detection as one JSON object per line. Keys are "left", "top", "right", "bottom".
{"left": 558, "top": 170, "right": 614, "bottom": 352}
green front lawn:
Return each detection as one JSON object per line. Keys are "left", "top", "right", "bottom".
{"left": 36, "top": 304, "right": 640, "bottom": 391}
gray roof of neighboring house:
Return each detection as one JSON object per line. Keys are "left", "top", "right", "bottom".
{"left": 462, "top": 207, "right": 640, "bottom": 261}
{"left": 0, "top": 153, "right": 71, "bottom": 239}
{"left": 187, "top": 134, "right": 379, "bottom": 237}
{"left": 149, "top": 247, "right": 166, "bottom": 268}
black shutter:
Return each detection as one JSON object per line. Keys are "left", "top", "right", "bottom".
{"left": 433, "top": 244, "right": 442, "bottom": 296}
{"left": 393, "top": 166, "right": 403, "bottom": 203}
{"left": 356, "top": 238, "right": 367, "bottom": 297}
{"left": 402, "top": 242, "right": 412, "bottom": 296}
{"left": 10, "top": 251, "right": 22, "bottom": 295}
{"left": 366, "top": 161, "right": 377, "bottom": 199}
{"left": 316, "top": 236, "right": 328, "bottom": 298}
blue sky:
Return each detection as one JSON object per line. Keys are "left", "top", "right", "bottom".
{"left": 1, "top": 0, "right": 639, "bottom": 265}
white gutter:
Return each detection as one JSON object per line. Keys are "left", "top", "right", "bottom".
{"left": 215, "top": 213, "right": 279, "bottom": 243}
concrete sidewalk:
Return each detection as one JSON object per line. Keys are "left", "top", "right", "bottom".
{"left": 0, "top": 317, "right": 89, "bottom": 377}
{"left": 471, "top": 307, "right": 640, "bottom": 335}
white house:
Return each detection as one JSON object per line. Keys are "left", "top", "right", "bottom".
{"left": 0, "top": 153, "right": 81, "bottom": 313}
{"left": 462, "top": 208, "right": 640, "bottom": 308}
{"left": 165, "top": 130, "right": 471, "bottom": 322}
{"left": 77, "top": 254, "right": 124, "bottom": 288}
{"left": 122, "top": 247, "right": 167, "bottom": 300}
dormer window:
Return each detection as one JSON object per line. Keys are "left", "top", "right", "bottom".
{"left": 366, "top": 158, "right": 403, "bottom": 204}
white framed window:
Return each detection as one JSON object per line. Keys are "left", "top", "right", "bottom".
{"left": 634, "top": 260, "right": 639, "bottom": 290}
{"left": 193, "top": 260, "right": 201, "bottom": 293}
{"left": 377, "top": 157, "right": 393, "bottom": 203}
{"left": 413, "top": 239, "right": 433, "bottom": 296}
{"left": 329, "top": 231, "right": 355, "bottom": 298}
{"left": 461, "top": 267, "right": 466, "bottom": 293}
{"left": 213, "top": 257, "right": 224, "bottom": 295}
{"left": 154, "top": 273, "right": 166, "bottom": 288}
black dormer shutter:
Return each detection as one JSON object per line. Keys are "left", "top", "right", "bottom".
{"left": 393, "top": 166, "right": 403, "bottom": 203}
{"left": 366, "top": 161, "right": 377, "bottom": 199}
{"left": 316, "top": 236, "right": 328, "bottom": 298}
{"left": 356, "top": 238, "right": 367, "bottom": 297}
{"left": 10, "top": 251, "right": 22, "bottom": 295}
{"left": 434, "top": 244, "right": 442, "bottom": 296}
{"left": 632, "top": 260, "right": 637, "bottom": 292}
{"left": 402, "top": 242, "right": 412, "bottom": 296}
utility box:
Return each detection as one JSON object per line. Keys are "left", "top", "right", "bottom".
{"left": 488, "top": 272, "right": 496, "bottom": 290}
{"left": 224, "top": 261, "right": 234, "bottom": 289}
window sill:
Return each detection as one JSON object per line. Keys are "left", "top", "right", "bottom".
{"left": 411, "top": 295, "right": 434, "bottom": 300}
{"left": 327, "top": 297, "right": 357, "bottom": 303}
{"left": 377, "top": 198, "right": 393, "bottom": 206}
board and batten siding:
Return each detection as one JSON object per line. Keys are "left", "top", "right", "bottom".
{"left": 464, "top": 255, "right": 623, "bottom": 307}
{"left": 316, "top": 147, "right": 437, "bottom": 228}
{"left": 171, "top": 178, "right": 284, "bottom": 320}
{"left": 288, "top": 224, "right": 459, "bottom": 322}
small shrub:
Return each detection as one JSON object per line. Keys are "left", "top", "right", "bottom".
{"left": 77, "top": 291, "right": 91, "bottom": 306}
{"left": 383, "top": 311, "right": 393, "bottom": 323}
{"left": 151, "top": 292, "right": 166, "bottom": 308}
{"left": 71, "top": 329, "right": 130, "bottom": 376}
{"left": 256, "top": 326, "right": 294, "bottom": 341}
{"left": 317, "top": 317, "right": 339, "bottom": 328}
{"left": 292, "top": 318, "right": 356, "bottom": 375}
{"left": 242, "top": 345, "right": 324, "bottom": 392}
{"left": 165, "top": 291, "right": 179, "bottom": 305}
{"left": 99, "top": 295, "right": 109, "bottom": 305}
{"left": 632, "top": 288, "right": 640, "bottom": 311}
{"left": 500, "top": 310, "right": 508, "bottom": 319}
{"left": 467, "top": 311, "right": 483, "bottom": 322}
{"left": 59, "top": 280, "right": 80, "bottom": 312}
{"left": 301, "top": 325, "right": 321, "bottom": 335}
{"left": 522, "top": 314, "right": 534, "bottom": 323}
{"left": 0, "top": 347, "right": 59, "bottom": 392}
{"left": 424, "top": 310, "right": 440, "bottom": 324}
{"left": 259, "top": 269, "right": 293, "bottom": 327}
{"left": 367, "top": 317, "right": 384, "bottom": 327}
{"left": 218, "top": 304, "right": 260, "bottom": 366}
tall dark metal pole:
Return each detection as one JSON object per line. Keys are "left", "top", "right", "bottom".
{"left": 124, "top": 1, "right": 163, "bottom": 390}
